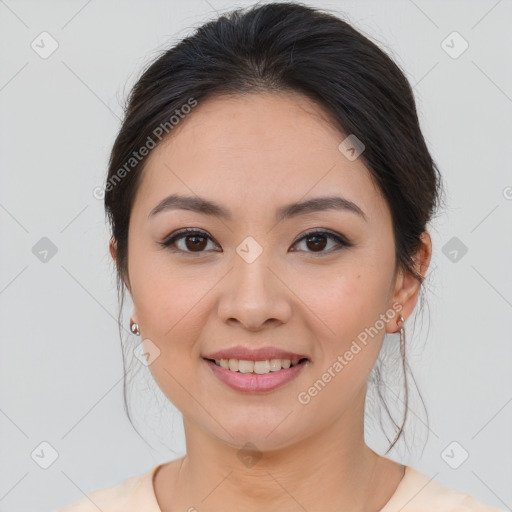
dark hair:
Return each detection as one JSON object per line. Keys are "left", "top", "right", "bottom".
{"left": 104, "top": 1, "right": 444, "bottom": 454}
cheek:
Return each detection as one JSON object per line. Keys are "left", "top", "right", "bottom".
{"left": 133, "top": 275, "right": 208, "bottom": 348}
{"left": 130, "top": 260, "right": 211, "bottom": 408}
{"left": 304, "top": 266, "right": 379, "bottom": 320}
{"left": 298, "top": 261, "right": 390, "bottom": 360}
{"left": 129, "top": 239, "right": 208, "bottom": 332}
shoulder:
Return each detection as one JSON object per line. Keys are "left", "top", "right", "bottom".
{"left": 51, "top": 465, "right": 162, "bottom": 512}
{"left": 381, "top": 466, "right": 505, "bottom": 512}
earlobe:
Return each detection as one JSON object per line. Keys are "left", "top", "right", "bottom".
{"left": 387, "top": 231, "right": 432, "bottom": 332}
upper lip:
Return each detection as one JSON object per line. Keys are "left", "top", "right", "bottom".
{"left": 203, "top": 346, "right": 309, "bottom": 362}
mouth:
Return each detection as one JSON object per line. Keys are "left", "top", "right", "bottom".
{"left": 202, "top": 356, "right": 310, "bottom": 393}
{"left": 203, "top": 356, "right": 309, "bottom": 374}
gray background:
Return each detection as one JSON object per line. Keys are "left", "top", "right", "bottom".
{"left": 1, "top": 0, "right": 511, "bottom": 510}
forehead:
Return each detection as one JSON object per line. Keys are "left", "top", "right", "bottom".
{"left": 133, "top": 92, "right": 389, "bottom": 224}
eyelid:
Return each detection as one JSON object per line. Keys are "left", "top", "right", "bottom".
{"left": 292, "top": 228, "right": 352, "bottom": 247}
{"left": 159, "top": 227, "right": 352, "bottom": 253}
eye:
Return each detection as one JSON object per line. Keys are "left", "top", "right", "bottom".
{"left": 291, "top": 229, "right": 352, "bottom": 254}
{"left": 159, "top": 228, "right": 220, "bottom": 254}
{"left": 159, "top": 228, "right": 352, "bottom": 255}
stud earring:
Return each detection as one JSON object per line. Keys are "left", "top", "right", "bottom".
{"left": 130, "top": 319, "right": 140, "bottom": 336}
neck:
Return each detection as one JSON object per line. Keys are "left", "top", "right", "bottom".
{"left": 159, "top": 391, "right": 400, "bottom": 512}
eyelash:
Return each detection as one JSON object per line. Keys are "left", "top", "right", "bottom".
{"left": 159, "top": 228, "right": 352, "bottom": 256}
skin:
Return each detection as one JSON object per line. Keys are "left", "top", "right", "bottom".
{"left": 110, "top": 91, "right": 432, "bottom": 512}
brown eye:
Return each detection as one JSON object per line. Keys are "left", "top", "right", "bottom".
{"left": 183, "top": 234, "right": 208, "bottom": 251}
{"left": 160, "top": 228, "right": 351, "bottom": 255}
{"left": 304, "top": 233, "right": 328, "bottom": 251}
{"left": 291, "top": 230, "right": 350, "bottom": 254}
{"left": 160, "top": 229, "right": 218, "bottom": 253}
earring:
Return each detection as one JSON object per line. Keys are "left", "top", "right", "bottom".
{"left": 130, "top": 319, "right": 140, "bottom": 336}
{"left": 389, "top": 312, "right": 408, "bottom": 450}
{"left": 396, "top": 314, "right": 405, "bottom": 351}
{"left": 395, "top": 314, "right": 405, "bottom": 333}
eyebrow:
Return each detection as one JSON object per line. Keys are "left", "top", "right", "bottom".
{"left": 148, "top": 193, "right": 367, "bottom": 222}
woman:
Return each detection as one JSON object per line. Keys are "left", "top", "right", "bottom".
{"left": 55, "top": 2, "right": 503, "bottom": 511}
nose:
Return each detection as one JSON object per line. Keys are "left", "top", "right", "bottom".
{"left": 217, "top": 251, "right": 293, "bottom": 331}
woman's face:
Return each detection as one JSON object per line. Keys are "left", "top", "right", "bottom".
{"left": 120, "top": 92, "right": 425, "bottom": 451}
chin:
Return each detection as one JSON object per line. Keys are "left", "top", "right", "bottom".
{"left": 211, "top": 419, "right": 306, "bottom": 454}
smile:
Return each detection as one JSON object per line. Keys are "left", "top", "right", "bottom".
{"left": 206, "top": 357, "right": 307, "bottom": 374}
{"left": 203, "top": 357, "right": 309, "bottom": 393}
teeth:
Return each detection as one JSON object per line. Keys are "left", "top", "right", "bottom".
{"left": 239, "top": 360, "right": 255, "bottom": 373}
{"left": 254, "top": 360, "right": 270, "bottom": 374}
{"left": 213, "top": 358, "right": 303, "bottom": 374}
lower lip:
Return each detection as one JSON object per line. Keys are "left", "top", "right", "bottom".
{"left": 203, "top": 359, "right": 307, "bottom": 393}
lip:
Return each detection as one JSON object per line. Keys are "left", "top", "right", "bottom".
{"left": 202, "top": 346, "right": 309, "bottom": 362}
{"left": 203, "top": 358, "right": 308, "bottom": 393}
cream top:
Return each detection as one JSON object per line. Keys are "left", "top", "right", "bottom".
{"left": 53, "top": 463, "right": 505, "bottom": 511}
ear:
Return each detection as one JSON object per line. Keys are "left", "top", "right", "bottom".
{"left": 109, "top": 237, "right": 132, "bottom": 294}
{"left": 386, "top": 231, "right": 432, "bottom": 332}
{"left": 109, "top": 236, "right": 117, "bottom": 263}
